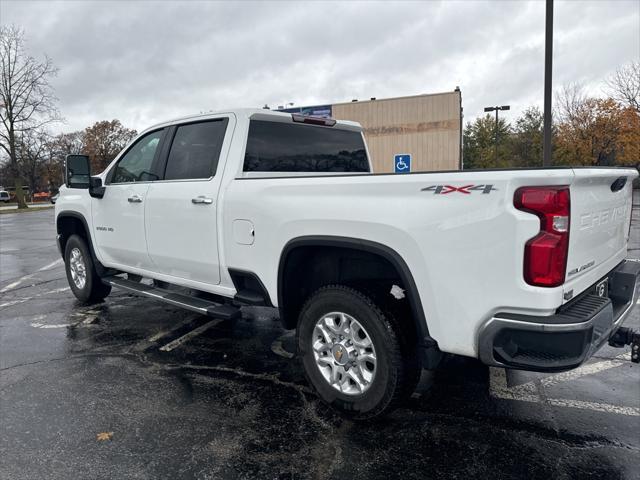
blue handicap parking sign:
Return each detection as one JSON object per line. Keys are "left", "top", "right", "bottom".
{"left": 394, "top": 154, "right": 411, "bottom": 173}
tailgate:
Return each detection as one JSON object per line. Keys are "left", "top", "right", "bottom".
{"left": 566, "top": 169, "right": 636, "bottom": 288}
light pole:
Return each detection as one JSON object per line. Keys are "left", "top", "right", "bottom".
{"left": 484, "top": 105, "right": 510, "bottom": 165}
{"left": 543, "top": 0, "right": 553, "bottom": 166}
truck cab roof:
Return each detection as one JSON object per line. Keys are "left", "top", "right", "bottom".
{"left": 144, "top": 108, "right": 362, "bottom": 134}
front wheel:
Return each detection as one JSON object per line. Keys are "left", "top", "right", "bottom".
{"left": 64, "top": 234, "right": 111, "bottom": 303}
{"left": 297, "top": 285, "right": 419, "bottom": 419}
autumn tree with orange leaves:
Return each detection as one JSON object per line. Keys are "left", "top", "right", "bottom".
{"left": 554, "top": 84, "right": 639, "bottom": 167}
{"left": 82, "top": 119, "right": 137, "bottom": 173}
{"left": 464, "top": 75, "right": 639, "bottom": 170}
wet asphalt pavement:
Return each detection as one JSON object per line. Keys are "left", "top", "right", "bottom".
{"left": 1, "top": 196, "right": 639, "bottom": 480}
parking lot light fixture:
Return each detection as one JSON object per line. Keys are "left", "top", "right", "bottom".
{"left": 483, "top": 105, "right": 511, "bottom": 165}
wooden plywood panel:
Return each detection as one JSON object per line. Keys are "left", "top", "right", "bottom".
{"left": 332, "top": 91, "right": 461, "bottom": 173}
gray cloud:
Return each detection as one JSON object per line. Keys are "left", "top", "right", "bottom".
{"left": 2, "top": 0, "right": 638, "bottom": 133}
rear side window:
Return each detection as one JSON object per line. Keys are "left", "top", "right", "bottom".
{"left": 243, "top": 120, "right": 369, "bottom": 173}
{"left": 164, "top": 119, "right": 229, "bottom": 180}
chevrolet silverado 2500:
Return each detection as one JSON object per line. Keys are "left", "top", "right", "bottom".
{"left": 55, "top": 108, "right": 640, "bottom": 418}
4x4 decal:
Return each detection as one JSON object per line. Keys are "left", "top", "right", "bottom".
{"left": 421, "top": 184, "right": 497, "bottom": 195}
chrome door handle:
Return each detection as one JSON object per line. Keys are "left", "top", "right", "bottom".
{"left": 127, "top": 194, "right": 143, "bottom": 203}
{"left": 191, "top": 196, "right": 213, "bottom": 205}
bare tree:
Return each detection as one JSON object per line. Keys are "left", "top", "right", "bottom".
{"left": 45, "top": 130, "right": 84, "bottom": 191}
{"left": 606, "top": 62, "right": 640, "bottom": 113}
{"left": 48, "top": 130, "right": 85, "bottom": 158}
{"left": 16, "top": 128, "right": 49, "bottom": 196}
{"left": 0, "top": 25, "right": 60, "bottom": 208}
{"left": 555, "top": 83, "right": 588, "bottom": 126}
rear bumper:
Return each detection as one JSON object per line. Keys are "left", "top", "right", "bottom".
{"left": 478, "top": 259, "right": 640, "bottom": 372}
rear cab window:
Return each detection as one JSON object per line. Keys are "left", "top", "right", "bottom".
{"left": 243, "top": 120, "right": 370, "bottom": 175}
{"left": 164, "top": 118, "right": 229, "bottom": 180}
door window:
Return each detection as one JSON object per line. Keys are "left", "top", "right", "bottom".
{"left": 110, "top": 130, "right": 163, "bottom": 184}
{"left": 164, "top": 119, "right": 229, "bottom": 180}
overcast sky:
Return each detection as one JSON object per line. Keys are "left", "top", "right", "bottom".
{"left": 2, "top": 0, "right": 638, "bottom": 133}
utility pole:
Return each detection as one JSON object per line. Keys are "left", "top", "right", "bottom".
{"left": 484, "top": 105, "right": 510, "bottom": 165}
{"left": 543, "top": 0, "right": 554, "bottom": 166}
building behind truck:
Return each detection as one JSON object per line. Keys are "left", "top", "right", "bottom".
{"left": 282, "top": 89, "right": 463, "bottom": 173}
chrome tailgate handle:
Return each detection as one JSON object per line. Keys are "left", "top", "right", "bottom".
{"left": 127, "top": 194, "right": 143, "bottom": 203}
{"left": 192, "top": 196, "right": 213, "bottom": 205}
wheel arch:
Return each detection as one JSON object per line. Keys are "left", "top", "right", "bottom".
{"left": 277, "top": 235, "right": 440, "bottom": 367}
{"left": 56, "top": 211, "right": 105, "bottom": 275}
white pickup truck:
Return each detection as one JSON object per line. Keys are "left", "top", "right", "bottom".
{"left": 55, "top": 108, "right": 640, "bottom": 418}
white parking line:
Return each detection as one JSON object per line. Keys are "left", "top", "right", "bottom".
{"left": 489, "top": 353, "right": 640, "bottom": 416}
{"left": 489, "top": 368, "right": 539, "bottom": 401}
{"left": 545, "top": 398, "right": 640, "bottom": 417}
{"left": 0, "top": 299, "right": 26, "bottom": 308}
{"left": 539, "top": 352, "right": 630, "bottom": 388}
{"left": 0, "top": 259, "right": 63, "bottom": 293}
{"left": 30, "top": 322, "right": 72, "bottom": 329}
{"left": 30, "top": 313, "right": 98, "bottom": 330}
{"left": 0, "top": 280, "right": 24, "bottom": 293}
{"left": 0, "top": 287, "right": 70, "bottom": 308}
{"left": 38, "top": 259, "right": 63, "bottom": 271}
{"left": 158, "top": 318, "right": 225, "bottom": 352}
{"left": 271, "top": 332, "right": 295, "bottom": 359}
{"left": 146, "top": 316, "right": 199, "bottom": 343}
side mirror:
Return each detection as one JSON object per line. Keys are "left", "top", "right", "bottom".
{"left": 65, "top": 155, "right": 91, "bottom": 189}
{"left": 89, "top": 177, "right": 105, "bottom": 199}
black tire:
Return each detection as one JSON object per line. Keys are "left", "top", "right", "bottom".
{"left": 64, "top": 234, "right": 111, "bottom": 303}
{"left": 297, "top": 285, "right": 420, "bottom": 420}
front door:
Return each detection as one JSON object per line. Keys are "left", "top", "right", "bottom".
{"left": 145, "top": 116, "right": 232, "bottom": 286}
{"left": 92, "top": 128, "right": 164, "bottom": 269}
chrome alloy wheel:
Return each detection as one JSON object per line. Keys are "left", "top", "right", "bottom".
{"left": 69, "top": 247, "right": 87, "bottom": 289}
{"left": 312, "top": 312, "right": 377, "bottom": 395}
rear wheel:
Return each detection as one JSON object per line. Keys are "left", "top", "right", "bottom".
{"left": 64, "top": 234, "right": 111, "bottom": 303}
{"left": 297, "top": 285, "right": 419, "bottom": 419}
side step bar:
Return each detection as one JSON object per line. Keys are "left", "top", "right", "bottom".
{"left": 103, "top": 276, "right": 241, "bottom": 320}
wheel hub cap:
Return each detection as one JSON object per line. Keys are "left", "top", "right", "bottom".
{"left": 69, "top": 247, "right": 87, "bottom": 289}
{"left": 312, "top": 311, "right": 377, "bottom": 396}
{"left": 331, "top": 344, "right": 349, "bottom": 365}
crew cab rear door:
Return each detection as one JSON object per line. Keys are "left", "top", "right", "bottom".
{"left": 144, "top": 115, "right": 234, "bottom": 285}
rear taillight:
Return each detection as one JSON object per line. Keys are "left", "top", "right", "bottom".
{"left": 514, "top": 186, "right": 570, "bottom": 287}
